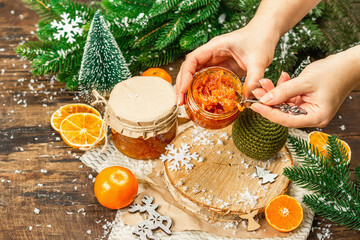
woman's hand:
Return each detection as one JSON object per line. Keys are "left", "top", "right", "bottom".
{"left": 175, "top": 24, "right": 279, "bottom": 105}
{"left": 251, "top": 46, "right": 360, "bottom": 128}
{"left": 175, "top": 0, "right": 322, "bottom": 105}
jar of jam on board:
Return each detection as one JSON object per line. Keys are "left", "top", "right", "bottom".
{"left": 108, "top": 76, "right": 178, "bottom": 160}
{"left": 185, "top": 67, "right": 245, "bottom": 129}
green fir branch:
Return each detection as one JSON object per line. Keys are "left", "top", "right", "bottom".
{"left": 285, "top": 135, "right": 360, "bottom": 230}
{"left": 22, "top": 0, "right": 58, "bottom": 21}
{"left": 148, "top": 0, "right": 182, "bottom": 18}
{"left": 178, "top": 0, "right": 211, "bottom": 12}
{"left": 355, "top": 166, "right": 360, "bottom": 188}
{"left": 31, "top": 43, "right": 83, "bottom": 76}
{"left": 303, "top": 194, "right": 360, "bottom": 230}
{"left": 187, "top": 0, "right": 221, "bottom": 24}
{"left": 15, "top": 41, "right": 52, "bottom": 61}
{"left": 155, "top": 16, "right": 187, "bottom": 50}
{"left": 133, "top": 22, "right": 169, "bottom": 48}
{"left": 180, "top": 25, "right": 208, "bottom": 51}
{"left": 138, "top": 45, "right": 182, "bottom": 69}
{"left": 17, "top": 0, "right": 329, "bottom": 93}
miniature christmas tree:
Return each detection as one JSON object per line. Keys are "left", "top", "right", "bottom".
{"left": 78, "top": 11, "right": 131, "bottom": 93}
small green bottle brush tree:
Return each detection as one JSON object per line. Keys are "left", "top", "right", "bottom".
{"left": 78, "top": 11, "right": 131, "bottom": 93}
{"left": 16, "top": 0, "right": 328, "bottom": 92}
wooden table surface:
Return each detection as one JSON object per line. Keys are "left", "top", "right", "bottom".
{"left": 0, "top": 0, "right": 359, "bottom": 239}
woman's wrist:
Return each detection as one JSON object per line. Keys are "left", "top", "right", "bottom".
{"left": 333, "top": 45, "right": 360, "bottom": 92}
{"left": 245, "top": 17, "right": 281, "bottom": 49}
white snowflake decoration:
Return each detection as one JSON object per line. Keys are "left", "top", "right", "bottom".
{"left": 51, "top": 13, "right": 83, "bottom": 44}
{"left": 255, "top": 166, "right": 278, "bottom": 184}
{"left": 160, "top": 143, "right": 198, "bottom": 171}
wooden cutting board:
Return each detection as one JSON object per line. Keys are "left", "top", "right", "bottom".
{"left": 163, "top": 125, "right": 293, "bottom": 221}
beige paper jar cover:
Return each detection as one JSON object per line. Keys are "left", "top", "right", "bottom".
{"left": 107, "top": 76, "right": 178, "bottom": 139}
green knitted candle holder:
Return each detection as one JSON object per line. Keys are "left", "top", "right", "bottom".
{"left": 232, "top": 108, "right": 288, "bottom": 160}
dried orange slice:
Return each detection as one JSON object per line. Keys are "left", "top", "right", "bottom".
{"left": 51, "top": 104, "right": 101, "bottom": 132}
{"left": 59, "top": 113, "right": 105, "bottom": 149}
{"left": 307, "top": 131, "right": 351, "bottom": 162}
{"left": 265, "top": 195, "right": 303, "bottom": 232}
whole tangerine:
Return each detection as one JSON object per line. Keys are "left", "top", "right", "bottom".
{"left": 94, "top": 166, "right": 138, "bottom": 209}
{"left": 142, "top": 68, "right": 172, "bottom": 84}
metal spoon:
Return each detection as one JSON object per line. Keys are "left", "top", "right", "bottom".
{"left": 235, "top": 91, "right": 307, "bottom": 115}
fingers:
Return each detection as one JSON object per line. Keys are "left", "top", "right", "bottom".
{"left": 252, "top": 79, "right": 274, "bottom": 99}
{"left": 259, "top": 76, "right": 311, "bottom": 105}
{"left": 277, "top": 71, "right": 291, "bottom": 86}
{"left": 252, "top": 88, "right": 267, "bottom": 99}
{"left": 243, "top": 62, "right": 267, "bottom": 98}
{"left": 259, "top": 79, "right": 275, "bottom": 92}
{"left": 250, "top": 103, "right": 315, "bottom": 128}
{"left": 175, "top": 54, "right": 206, "bottom": 105}
{"left": 175, "top": 41, "right": 224, "bottom": 105}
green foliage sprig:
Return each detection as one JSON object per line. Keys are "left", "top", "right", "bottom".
{"left": 16, "top": 0, "right": 326, "bottom": 92}
{"left": 284, "top": 135, "right": 360, "bottom": 230}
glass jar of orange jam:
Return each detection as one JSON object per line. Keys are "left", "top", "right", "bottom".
{"left": 185, "top": 67, "right": 243, "bottom": 129}
{"left": 108, "top": 76, "right": 178, "bottom": 160}
{"left": 111, "top": 116, "right": 177, "bottom": 160}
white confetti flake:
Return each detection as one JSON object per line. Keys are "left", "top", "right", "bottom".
{"left": 51, "top": 13, "right": 83, "bottom": 44}
{"left": 34, "top": 208, "right": 40, "bottom": 214}
{"left": 86, "top": 230, "right": 91, "bottom": 234}
{"left": 218, "top": 13, "right": 226, "bottom": 24}
{"left": 255, "top": 166, "right": 278, "bottom": 184}
{"left": 160, "top": 144, "right": 198, "bottom": 171}
{"left": 29, "top": 226, "right": 33, "bottom": 231}
{"left": 339, "top": 125, "right": 346, "bottom": 131}
{"left": 40, "top": 169, "right": 47, "bottom": 173}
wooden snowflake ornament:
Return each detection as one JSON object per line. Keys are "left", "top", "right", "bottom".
{"left": 129, "top": 196, "right": 172, "bottom": 240}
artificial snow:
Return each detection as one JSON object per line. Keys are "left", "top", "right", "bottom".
{"left": 34, "top": 208, "right": 40, "bottom": 214}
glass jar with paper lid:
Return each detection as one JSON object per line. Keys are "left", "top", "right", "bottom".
{"left": 109, "top": 76, "right": 178, "bottom": 160}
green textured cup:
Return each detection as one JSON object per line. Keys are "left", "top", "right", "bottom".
{"left": 232, "top": 108, "right": 288, "bottom": 160}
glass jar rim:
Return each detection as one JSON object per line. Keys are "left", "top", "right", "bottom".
{"left": 187, "top": 66, "right": 241, "bottom": 120}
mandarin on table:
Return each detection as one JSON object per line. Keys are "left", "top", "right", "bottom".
{"left": 265, "top": 195, "right": 303, "bottom": 232}
{"left": 51, "top": 103, "right": 101, "bottom": 132}
{"left": 142, "top": 68, "right": 172, "bottom": 84}
{"left": 59, "top": 113, "right": 105, "bottom": 149}
{"left": 94, "top": 166, "right": 138, "bottom": 210}
{"left": 308, "top": 131, "right": 351, "bottom": 162}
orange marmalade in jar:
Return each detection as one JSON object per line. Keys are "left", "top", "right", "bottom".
{"left": 108, "top": 76, "right": 178, "bottom": 160}
{"left": 185, "top": 67, "right": 244, "bottom": 129}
